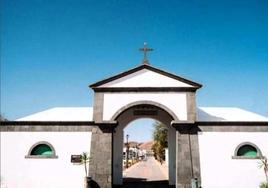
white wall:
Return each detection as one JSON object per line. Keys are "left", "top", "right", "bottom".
{"left": 103, "top": 93, "right": 187, "bottom": 121}
{"left": 198, "top": 132, "right": 268, "bottom": 188}
{"left": 1, "top": 132, "right": 92, "bottom": 188}
{"left": 168, "top": 126, "right": 176, "bottom": 185}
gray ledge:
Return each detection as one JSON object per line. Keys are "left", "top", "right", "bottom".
{"left": 25, "top": 155, "right": 58, "bottom": 159}
{"left": 232, "top": 156, "right": 263, "bottom": 160}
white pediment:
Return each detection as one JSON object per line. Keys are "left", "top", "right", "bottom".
{"left": 98, "top": 69, "right": 193, "bottom": 88}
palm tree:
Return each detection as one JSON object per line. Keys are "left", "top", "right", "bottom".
{"left": 259, "top": 156, "right": 268, "bottom": 183}
{"left": 81, "top": 152, "right": 91, "bottom": 188}
{"left": 81, "top": 152, "right": 91, "bottom": 177}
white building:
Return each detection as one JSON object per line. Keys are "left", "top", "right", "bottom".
{"left": 1, "top": 62, "right": 268, "bottom": 188}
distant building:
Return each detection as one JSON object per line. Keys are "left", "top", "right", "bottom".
{"left": 123, "top": 141, "right": 147, "bottom": 167}
{"left": 139, "top": 140, "right": 154, "bottom": 157}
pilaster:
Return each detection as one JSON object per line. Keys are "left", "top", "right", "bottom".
{"left": 89, "top": 125, "right": 113, "bottom": 188}
{"left": 93, "top": 92, "right": 104, "bottom": 123}
{"left": 186, "top": 92, "right": 196, "bottom": 122}
{"left": 175, "top": 124, "right": 201, "bottom": 188}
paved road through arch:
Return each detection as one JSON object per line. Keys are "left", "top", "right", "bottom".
{"left": 121, "top": 157, "right": 174, "bottom": 188}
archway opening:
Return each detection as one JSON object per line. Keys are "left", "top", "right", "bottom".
{"left": 123, "top": 118, "right": 168, "bottom": 183}
{"left": 112, "top": 103, "right": 176, "bottom": 187}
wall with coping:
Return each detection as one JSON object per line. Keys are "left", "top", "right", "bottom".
{"left": 198, "top": 132, "right": 268, "bottom": 188}
{"left": 103, "top": 93, "right": 188, "bottom": 121}
{"left": 1, "top": 132, "right": 92, "bottom": 188}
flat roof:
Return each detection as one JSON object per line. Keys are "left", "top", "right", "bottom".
{"left": 16, "top": 107, "right": 268, "bottom": 122}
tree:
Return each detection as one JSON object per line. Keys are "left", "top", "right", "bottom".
{"left": 152, "top": 121, "right": 168, "bottom": 162}
{"left": 80, "top": 152, "right": 91, "bottom": 188}
{"left": 0, "top": 114, "right": 8, "bottom": 121}
{"left": 81, "top": 152, "right": 91, "bottom": 177}
{"left": 259, "top": 156, "right": 268, "bottom": 182}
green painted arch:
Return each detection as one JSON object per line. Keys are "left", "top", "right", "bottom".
{"left": 234, "top": 142, "right": 262, "bottom": 158}
{"left": 31, "top": 144, "right": 53, "bottom": 156}
{"left": 27, "top": 141, "right": 57, "bottom": 157}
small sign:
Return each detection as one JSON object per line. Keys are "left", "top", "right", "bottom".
{"left": 71, "top": 155, "right": 82, "bottom": 163}
{"left": 133, "top": 110, "right": 158, "bottom": 116}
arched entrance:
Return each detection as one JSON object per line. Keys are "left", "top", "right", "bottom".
{"left": 89, "top": 63, "right": 202, "bottom": 188}
{"left": 112, "top": 102, "right": 177, "bottom": 186}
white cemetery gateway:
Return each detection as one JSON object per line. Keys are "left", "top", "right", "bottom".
{"left": 1, "top": 63, "right": 268, "bottom": 188}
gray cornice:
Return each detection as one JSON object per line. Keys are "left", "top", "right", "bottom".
{"left": 92, "top": 87, "right": 198, "bottom": 92}
{"left": 89, "top": 64, "right": 202, "bottom": 89}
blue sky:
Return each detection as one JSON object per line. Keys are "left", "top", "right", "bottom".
{"left": 1, "top": 0, "right": 268, "bottom": 141}
{"left": 124, "top": 119, "right": 155, "bottom": 143}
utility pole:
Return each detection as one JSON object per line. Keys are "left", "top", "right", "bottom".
{"left": 126, "top": 134, "right": 130, "bottom": 169}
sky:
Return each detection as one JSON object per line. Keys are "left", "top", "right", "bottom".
{"left": 124, "top": 119, "right": 155, "bottom": 143}
{"left": 1, "top": 0, "right": 268, "bottom": 141}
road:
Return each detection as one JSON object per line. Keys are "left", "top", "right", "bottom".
{"left": 124, "top": 156, "right": 167, "bottom": 181}
{"left": 118, "top": 157, "right": 174, "bottom": 188}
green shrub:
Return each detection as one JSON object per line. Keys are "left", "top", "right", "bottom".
{"left": 260, "top": 182, "right": 268, "bottom": 188}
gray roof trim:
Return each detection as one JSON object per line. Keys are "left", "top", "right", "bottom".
{"left": 196, "top": 121, "right": 268, "bottom": 125}
{"left": 93, "top": 87, "right": 198, "bottom": 92}
{"left": 89, "top": 64, "right": 202, "bottom": 89}
{"left": 2, "top": 121, "right": 267, "bottom": 126}
{"left": 0, "top": 121, "right": 95, "bottom": 125}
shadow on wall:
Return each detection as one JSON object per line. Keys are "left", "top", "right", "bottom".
{"left": 197, "top": 108, "right": 225, "bottom": 121}
{"left": 113, "top": 179, "right": 174, "bottom": 188}
{"left": 88, "top": 180, "right": 101, "bottom": 188}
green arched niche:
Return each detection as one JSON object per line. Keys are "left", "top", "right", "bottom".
{"left": 237, "top": 145, "right": 257, "bottom": 157}
{"left": 30, "top": 144, "right": 53, "bottom": 156}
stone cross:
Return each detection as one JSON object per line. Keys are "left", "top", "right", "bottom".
{"left": 139, "top": 42, "right": 153, "bottom": 65}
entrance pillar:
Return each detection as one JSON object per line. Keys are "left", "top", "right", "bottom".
{"left": 175, "top": 124, "right": 201, "bottom": 188}
{"left": 89, "top": 125, "right": 115, "bottom": 188}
